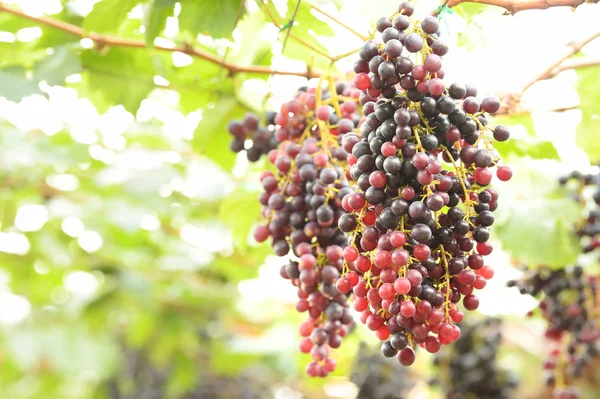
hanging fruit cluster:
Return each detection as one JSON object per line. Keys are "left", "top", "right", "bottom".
{"left": 229, "top": 80, "right": 364, "bottom": 377}
{"left": 229, "top": 0, "right": 513, "bottom": 375}
{"left": 334, "top": 1, "right": 511, "bottom": 366}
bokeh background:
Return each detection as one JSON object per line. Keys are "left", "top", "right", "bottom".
{"left": 0, "top": 0, "right": 599, "bottom": 398}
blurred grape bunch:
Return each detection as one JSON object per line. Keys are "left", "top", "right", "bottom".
{"left": 105, "top": 344, "right": 272, "bottom": 399}
{"left": 430, "top": 318, "right": 519, "bottom": 399}
{"left": 349, "top": 342, "right": 415, "bottom": 399}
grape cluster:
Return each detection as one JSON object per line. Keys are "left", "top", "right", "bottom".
{"left": 509, "top": 267, "right": 598, "bottom": 399}
{"left": 559, "top": 169, "right": 600, "bottom": 254}
{"left": 431, "top": 318, "right": 519, "bottom": 399}
{"left": 227, "top": 112, "right": 278, "bottom": 162}
{"left": 250, "top": 83, "right": 364, "bottom": 376}
{"left": 335, "top": 2, "right": 511, "bottom": 366}
{"left": 350, "top": 342, "right": 414, "bottom": 399}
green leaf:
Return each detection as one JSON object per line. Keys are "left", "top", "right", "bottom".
{"left": 126, "top": 311, "right": 157, "bottom": 348}
{"left": 494, "top": 113, "right": 535, "bottom": 135}
{"left": 143, "top": 0, "right": 176, "bottom": 46}
{"left": 219, "top": 189, "right": 261, "bottom": 248}
{"left": 83, "top": 0, "right": 138, "bottom": 33}
{"left": 284, "top": 0, "right": 334, "bottom": 37}
{"left": 494, "top": 136, "right": 559, "bottom": 160}
{"left": 453, "top": 3, "right": 488, "bottom": 20}
{"left": 81, "top": 47, "right": 156, "bottom": 113}
{"left": 0, "top": 66, "right": 44, "bottom": 101}
{"left": 494, "top": 160, "right": 581, "bottom": 268}
{"left": 33, "top": 46, "right": 81, "bottom": 86}
{"left": 575, "top": 67, "right": 600, "bottom": 163}
{"left": 282, "top": 34, "right": 332, "bottom": 72}
{"left": 179, "top": 0, "right": 244, "bottom": 39}
{"left": 193, "top": 95, "right": 247, "bottom": 171}
{"left": 229, "top": 11, "right": 273, "bottom": 68}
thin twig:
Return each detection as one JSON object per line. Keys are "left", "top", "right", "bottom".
{"left": 282, "top": 0, "right": 302, "bottom": 53}
{"left": 0, "top": 2, "right": 323, "bottom": 78}
{"left": 308, "top": 2, "right": 370, "bottom": 41}
{"left": 260, "top": 0, "right": 335, "bottom": 61}
{"left": 521, "top": 29, "right": 600, "bottom": 94}
{"left": 447, "top": 0, "right": 594, "bottom": 14}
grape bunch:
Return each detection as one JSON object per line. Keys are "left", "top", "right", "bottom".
{"left": 350, "top": 342, "right": 414, "bottom": 399}
{"left": 249, "top": 83, "right": 364, "bottom": 376}
{"left": 509, "top": 267, "right": 598, "bottom": 399}
{"left": 335, "top": 2, "right": 511, "bottom": 366}
{"left": 430, "top": 318, "right": 519, "bottom": 399}
{"left": 559, "top": 169, "right": 600, "bottom": 254}
{"left": 227, "top": 112, "right": 278, "bottom": 162}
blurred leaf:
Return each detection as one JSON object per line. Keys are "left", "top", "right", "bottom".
{"left": 494, "top": 136, "right": 559, "bottom": 160}
{"left": 575, "top": 67, "right": 600, "bottom": 163}
{"left": 284, "top": 0, "right": 334, "bottom": 37}
{"left": 219, "top": 189, "right": 261, "bottom": 248}
{"left": 81, "top": 47, "right": 156, "bottom": 113}
{"left": 193, "top": 96, "right": 247, "bottom": 170}
{"left": 0, "top": 66, "right": 44, "bottom": 101}
{"left": 494, "top": 160, "right": 581, "bottom": 268}
{"left": 83, "top": 0, "right": 138, "bottom": 33}
{"left": 230, "top": 11, "right": 273, "bottom": 68}
{"left": 126, "top": 311, "right": 157, "bottom": 348}
{"left": 33, "top": 46, "right": 81, "bottom": 86}
{"left": 166, "top": 353, "right": 197, "bottom": 396}
{"left": 453, "top": 3, "right": 488, "bottom": 20}
{"left": 179, "top": 0, "right": 244, "bottom": 39}
{"left": 494, "top": 113, "right": 535, "bottom": 135}
{"left": 456, "top": 24, "right": 485, "bottom": 51}
{"left": 331, "top": 0, "right": 344, "bottom": 10}
{"left": 143, "top": 0, "right": 176, "bottom": 46}
{"left": 282, "top": 35, "right": 332, "bottom": 72}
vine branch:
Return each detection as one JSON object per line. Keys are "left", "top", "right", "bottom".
{"left": 447, "top": 0, "right": 596, "bottom": 14}
{"left": 0, "top": 3, "right": 325, "bottom": 79}
{"left": 520, "top": 29, "right": 600, "bottom": 94}
{"left": 498, "top": 29, "right": 600, "bottom": 114}
{"left": 308, "top": 2, "right": 370, "bottom": 41}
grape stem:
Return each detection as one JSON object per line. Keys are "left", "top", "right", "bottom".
{"left": 0, "top": 2, "right": 326, "bottom": 79}
{"left": 447, "top": 0, "right": 595, "bottom": 15}
{"left": 308, "top": 2, "right": 371, "bottom": 41}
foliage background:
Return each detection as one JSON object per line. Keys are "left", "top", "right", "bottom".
{"left": 0, "top": 0, "right": 599, "bottom": 398}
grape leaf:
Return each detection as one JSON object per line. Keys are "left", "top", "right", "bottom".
{"left": 219, "top": 189, "right": 262, "bottom": 249}
{"left": 453, "top": 3, "right": 488, "bottom": 20}
{"left": 494, "top": 114, "right": 535, "bottom": 135}
{"left": 493, "top": 134, "right": 559, "bottom": 160}
{"left": 193, "top": 96, "right": 247, "bottom": 171}
{"left": 494, "top": 159, "right": 581, "bottom": 268}
{"left": 575, "top": 67, "right": 600, "bottom": 163}
{"left": 284, "top": 0, "right": 334, "bottom": 37}
{"left": 229, "top": 11, "right": 273, "bottom": 68}
{"left": 0, "top": 66, "right": 44, "bottom": 101}
{"left": 179, "top": 0, "right": 244, "bottom": 40}
{"left": 83, "top": 0, "right": 138, "bottom": 33}
{"left": 33, "top": 46, "right": 81, "bottom": 86}
{"left": 81, "top": 47, "right": 156, "bottom": 113}
{"left": 143, "top": 0, "right": 176, "bottom": 46}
